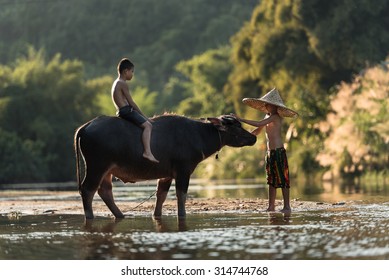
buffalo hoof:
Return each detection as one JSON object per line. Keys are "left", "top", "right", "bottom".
{"left": 84, "top": 211, "right": 94, "bottom": 220}
{"left": 114, "top": 213, "right": 125, "bottom": 219}
{"left": 177, "top": 215, "right": 186, "bottom": 220}
{"left": 153, "top": 210, "right": 162, "bottom": 217}
{"left": 152, "top": 215, "right": 162, "bottom": 221}
{"left": 121, "top": 213, "right": 134, "bottom": 218}
{"left": 153, "top": 214, "right": 162, "bottom": 220}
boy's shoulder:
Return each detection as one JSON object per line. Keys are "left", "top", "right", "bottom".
{"left": 115, "top": 79, "right": 127, "bottom": 87}
{"left": 113, "top": 79, "right": 128, "bottom": 91}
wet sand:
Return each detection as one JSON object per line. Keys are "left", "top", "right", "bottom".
{"left": 0, "top": 195, "right": 340, "bottom": 217}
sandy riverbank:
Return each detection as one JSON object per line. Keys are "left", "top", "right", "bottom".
{"left": 0, "top": 195, "right": 343, "bottom": 217}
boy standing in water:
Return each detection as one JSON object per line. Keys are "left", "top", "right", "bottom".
{"left": 111, "top": 58, "right": 159, "bottom": 163}
{"left": 233, "top": 88, "right": 298, "bottom": 213}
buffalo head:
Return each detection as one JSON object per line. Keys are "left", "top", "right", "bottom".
{"left": 207, "top": 115, "right": 257, "bottom": 147}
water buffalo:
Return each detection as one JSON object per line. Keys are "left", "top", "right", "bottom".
{"left": 74, "top": 114, "right": 256, "bottom": 219}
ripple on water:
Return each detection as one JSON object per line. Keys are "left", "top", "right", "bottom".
{"left": 1, "top": 207, "right": 389, "bottom": 259}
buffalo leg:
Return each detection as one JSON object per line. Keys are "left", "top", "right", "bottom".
{"left": 80, "top": 174, "right": 101, "bottom": 219}
{"left": 176, "top": 190, "right": 187, "bottom": 218}
{"left": 98, "top": 173, "right": 124, "bottom": 219}
{"left": 153, "top": 177, "right": 172, "bottom": 217}
{"left": 175, "top": 173, "right": 190, "bottom": 218}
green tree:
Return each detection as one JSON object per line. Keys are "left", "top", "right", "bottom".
{"left": 168, "top": 46, "right": 234, "bottom": 117}
{"left": 88, "top": 76, "right": 159, "bottom": 118}
{"left": 131, "top": 86, "right": 158, "bottom": 117}
{"left": 229, "top": 0, "right": 388, "bottom": 114}
{"left": 0, "top": 48, "right": 101, "bottom": 182}
{"left": 193, "top": 145, "right": 264, "bottom": 180}
{"left": 0, "top": 128, "right": 48, "bottom": 183}
{"left": 0, "top": 0, "right": 257, "bottom": 96}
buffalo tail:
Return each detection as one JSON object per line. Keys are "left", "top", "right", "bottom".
{"left": 74, "top": 123, "right": 88, "bottom": 194}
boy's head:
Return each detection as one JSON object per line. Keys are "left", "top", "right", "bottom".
{"left": 117, "top": 58, "right": 134, "bottom": 74}
{"left": 265, "top": 103, "right": 278, "bottom": 114}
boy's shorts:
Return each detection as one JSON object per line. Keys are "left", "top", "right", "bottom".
{"left": 265, "top": 147, "right": 290, "bottom": 188}
{"left": 117, "top": 105, "right": 147, "bottom": 127}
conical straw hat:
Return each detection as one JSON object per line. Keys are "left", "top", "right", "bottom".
{"left": 242, "top": 88, "right": 298, "bottom": 118}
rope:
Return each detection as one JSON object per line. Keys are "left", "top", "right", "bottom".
{"left": 130, "top": 190, "right": 157, "bottom": 211}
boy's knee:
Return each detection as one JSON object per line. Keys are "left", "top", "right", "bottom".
{"left": 142, "top": 121, "right": 152, "bottom": 130}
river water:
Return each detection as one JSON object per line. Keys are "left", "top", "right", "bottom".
{"left": 0, "top": 180, "right": 389, "bottom": 260}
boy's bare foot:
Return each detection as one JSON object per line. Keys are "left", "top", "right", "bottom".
{"left": 280, "top": 207, "right": 291, "bottom": 214}
{"left": 143, "top": 153, "right": 159, "bottom": 163}
{"left": 265, "top": 207, "right": 275, "bottom": 212}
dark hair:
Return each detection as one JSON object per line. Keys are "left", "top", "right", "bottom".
{"left": 117, "top": 58, "right": 134, "bottom": 74}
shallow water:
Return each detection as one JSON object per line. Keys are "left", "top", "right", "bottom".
{"left": 1, "top": 202, "right": 389, "bottom": 260}
{"left": 1, "top": 181, "right": 389, "bottom": 260}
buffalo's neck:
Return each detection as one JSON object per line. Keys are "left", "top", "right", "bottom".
{"left": 199, "top": 123, "right": 223, "bottom": 159}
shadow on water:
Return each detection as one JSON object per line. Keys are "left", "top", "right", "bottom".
{"left": 1, "top": 202, "right": 389, "bottom": 260}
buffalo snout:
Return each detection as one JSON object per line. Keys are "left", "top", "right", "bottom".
{"left": 244, "top": 133, "right": 257, "bottom": 146}
{"left": 238, "top": 130, "right": 257, "bottom": 146}
{"left": 224, "top": 126, "right": 257, "bottom": 147}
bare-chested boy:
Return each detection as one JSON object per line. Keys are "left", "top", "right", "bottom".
{"left": 233, "top": 88, "right": 298, "bottom": 213}
{"left": 111, "top": 58, "right": 159, "bottom": 163}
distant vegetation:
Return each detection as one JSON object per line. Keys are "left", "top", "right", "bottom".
{"left": 0, "top": 0, "right": 388, "bottom": 184}
{"left": 316, "top": 60, "right": 389, "bottom": 181}
{"left": 0, "top": 0, "right": 256, "bottom": 97}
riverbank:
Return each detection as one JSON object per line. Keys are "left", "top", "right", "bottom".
{"left": 0, "top": 194, "right": 342, "bottom": 217}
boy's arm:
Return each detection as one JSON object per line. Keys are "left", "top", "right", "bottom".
{"left": 251, "top": 126, "right": 263, "bottom": 136}
{"left": 235, "top": 114, "right": 278, "bottom": 127}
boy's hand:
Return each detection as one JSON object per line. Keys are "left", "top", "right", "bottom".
{"left": 251, "top": 127, "right": 262, "bottom": 136}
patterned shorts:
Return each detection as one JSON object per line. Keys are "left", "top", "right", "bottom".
{"left": 265, "top": 147, "right": 290, "bottom": 188}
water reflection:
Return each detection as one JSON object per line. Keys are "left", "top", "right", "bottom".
{"left": 267, "top": 212, "right": 291, "bottom": 225}
{"left": 1, "top": 180, "right": 388, "bottom": 205}
{"left": 83, "top": 216, "right": 189, "bottom": 233}
{"left": 187, "top": 180, "right": 389, "bottom": 205}
{"left": 81, "top": 222, "right": 119, "bottom": 260}
{"left": 300, "top": 183, "right": 324, "bottom": 195}
{"left": 83, "top": 218, "right": 122, "bottom": 233}
{"left": 2, "top": 204, "right": 389, "bottom": 260}
{"left": 340, "top": 182, "right": 361, "bottom": 194}
{"left": 153, "top": 217, "right": 188, "bottom": 232}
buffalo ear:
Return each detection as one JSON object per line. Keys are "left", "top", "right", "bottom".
{"left": 207, "top": 117, "right": 227, "bottom": 131}
{"left": 206, "top": 117, "right": 222, "bottom": 126}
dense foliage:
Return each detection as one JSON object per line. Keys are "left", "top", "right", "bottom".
{"left": 0, "top": 0, "right": 257, "bottom": 183}
{"left": 0, "top": 48, "right": 102, "bottom": 182}
{"left": 0, "top": 0, "right": 257, "bottom": 103}
{"left": 223, "top": 0, "right": 389, "bottom": 181}
{"left": 317, "top": 60, "right": 389, "bottom": 180}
